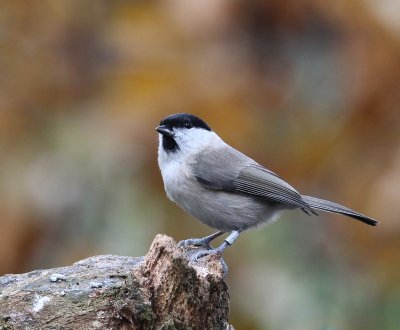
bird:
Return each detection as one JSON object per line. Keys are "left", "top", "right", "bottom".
{"left": 156, "top": 113, "right": 378, "bottom": 260}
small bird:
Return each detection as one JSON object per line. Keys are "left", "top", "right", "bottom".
{"left": 156, "top": 113, "right": 378, "bottom": 259}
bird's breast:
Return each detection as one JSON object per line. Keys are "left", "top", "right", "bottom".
{"left": 159, "top": 159, "right": 191, "bottom": 203}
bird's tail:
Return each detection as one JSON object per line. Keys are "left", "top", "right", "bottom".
{"left": 301, "top": 195, "right": 378, "bottom": 226}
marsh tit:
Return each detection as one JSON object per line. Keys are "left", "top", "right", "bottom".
{"left": 156, "top": 113, "right": 378, "bottom": 259}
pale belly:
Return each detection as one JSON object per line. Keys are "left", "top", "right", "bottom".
{"left": 164, "top": 175, "right": 281, "bottom": 232}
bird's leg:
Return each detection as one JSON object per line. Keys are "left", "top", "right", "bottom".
{"left": 178, "top": 231, "right": 225, "bottom": 250}
{"left": 194, "top": 230, "right": 241, "bottom": 260}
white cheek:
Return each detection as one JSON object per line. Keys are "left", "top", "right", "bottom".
{"left": 180, "top": 129, "right": 221, "bottom": 152}
{"left": 157, "top": 128, "right": 221, "bottom": 172}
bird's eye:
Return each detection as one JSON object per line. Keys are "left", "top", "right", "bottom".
{"left": 184, "top": 121, "right": 192, "bottom": 129}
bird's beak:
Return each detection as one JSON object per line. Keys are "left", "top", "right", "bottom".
{"left": 156, "top": 125, "right": 174, "bottom": 137}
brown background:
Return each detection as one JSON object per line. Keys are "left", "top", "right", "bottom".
{"left": 1, "top": 1, "right": 399, "bottom": 329}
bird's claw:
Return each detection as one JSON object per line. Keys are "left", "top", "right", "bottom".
{"left": 178, "top": 235, "right": 230, "bottom": 277}
{"left": 178, "top": 238, "right": 212, "bottom": 250}
{"left": 178, "top": 231, "right": 225, "bottom": 250}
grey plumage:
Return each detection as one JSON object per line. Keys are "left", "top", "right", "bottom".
{"left": 156, "top": 113, "right": 378, "bottom": 260}
{"left": 193, "top": 144, "right": 376, "bottom": 227}
{"left": 301, "top": 195, "right": 377, "bottom": 226}
{"left": 193, "top": 147, "right": 313, "bottom": 212}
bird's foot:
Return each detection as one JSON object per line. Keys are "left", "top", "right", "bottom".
{"left": 179, "top": 230, "right": 240, "bottom": 278}
{"left": 178, "top": 231, "right": 224, "bottom": 250}
{"left": 178, "top": 237, "right": 212, "bottom": 250}
{"left": 191, "top": 242, "right": 229, "bottom": 276}
{"left": 193, "top": 241, "right": 228, "bottom": 261}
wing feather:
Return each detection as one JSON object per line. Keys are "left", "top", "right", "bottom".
{"left": 236, "top": 164, "right": 315, "bottom": 213}
{"left": 192, "top": 146, "right": 314, "bottom": 213}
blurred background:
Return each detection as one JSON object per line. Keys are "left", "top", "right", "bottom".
{"left": 1, "top": 1, "right": 399, "bottom": 329}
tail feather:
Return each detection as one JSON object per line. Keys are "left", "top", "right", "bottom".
{"left": 301, "top": 195, "right": 378, "bottom": 226}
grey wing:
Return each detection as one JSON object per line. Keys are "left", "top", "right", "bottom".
{"left": 192, "top": 145, "right": 247, "bottom": 192}
{"left": 192, "top": 146, "right": 315, "bottom": 214}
